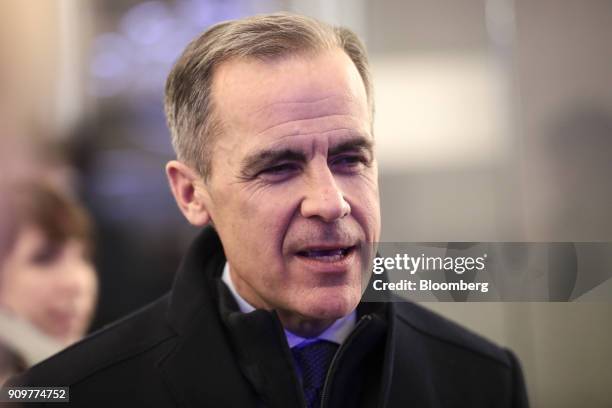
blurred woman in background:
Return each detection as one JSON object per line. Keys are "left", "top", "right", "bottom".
{"left": 0, "top": 182, "right": 98, "bottom": 383}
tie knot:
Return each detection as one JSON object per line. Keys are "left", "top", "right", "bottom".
{"left": 291, "top": 340, "right": 339, "bottom": 408}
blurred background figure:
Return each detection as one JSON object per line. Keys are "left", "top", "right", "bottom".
{"left": 0, "top": 0, "right": 611, "bottom": 405}
{"left": 0, "top": 182, "right": 98, "bottom": 384}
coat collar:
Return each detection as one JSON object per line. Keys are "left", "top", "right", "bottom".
{"left": 379, "top": 302, "right": 441, "bottom": 408}
{"left": 160, "top": 227, "right": 436, "bottom": 407}
{"left": 160, "top": 227, "right": 260, "bottom": 407}
{"left": 165, "top": 227, "right": 225, "bottom": 335}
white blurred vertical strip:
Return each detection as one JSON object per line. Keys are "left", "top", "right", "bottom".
{"left": 483, "top": 0, "right": 517, "bottom": 165}
{"left": 486, "top": 0, "right": 538, "bottom": 399}
{"left": 485, "top": 0, "right": 521, "bottom": 175}
{"left": 54, "top": 0, "right": 83, "bottom": 138}
{"left": 339, "top": 0, "right": 367, "bottom": 48}
{"left": 485, "top": 0, "right": 526, "bottom": 236}
{"left": 287, "top": 0, "right": 367, "bottom": 42}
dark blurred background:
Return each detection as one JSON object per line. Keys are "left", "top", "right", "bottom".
{"left": 0, "top": 1, "right": 611, "bottom": 406}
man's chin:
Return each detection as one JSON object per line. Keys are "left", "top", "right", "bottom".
{"left": 296, "top": 290, "right": 360, "bottom": 321}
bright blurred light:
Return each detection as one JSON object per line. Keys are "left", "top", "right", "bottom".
{"left": 87, "top": 0, "right": 256, "bottom": 99}
{"left": 119, "top": 1, "right": 174, "bottom": 46}
{"left": 373, "top": 54, "right": 509, "bottom": 172}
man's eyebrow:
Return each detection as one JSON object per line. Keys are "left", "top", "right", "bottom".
{"left": 240, "top": 149, "right": 307, "bottom": 175}
{"left": 329, "top": 136, "right": 374, "bottom": 157}
{"left": 240, "top": 136, "right": 374, "bottom": 177}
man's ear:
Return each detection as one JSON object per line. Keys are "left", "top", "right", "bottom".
{"left": 165, "top": 160, "right": 212, "bottom": 227}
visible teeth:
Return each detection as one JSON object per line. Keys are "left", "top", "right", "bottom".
{"left": 299, "top": 248, "right": 350, "bottom": 261}
{"left": 308, "top": 249, "right": 343, "bottom": 257}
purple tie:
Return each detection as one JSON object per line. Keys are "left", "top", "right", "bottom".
{"left": 291, "top": 340, "right": 339, "bottom": 408}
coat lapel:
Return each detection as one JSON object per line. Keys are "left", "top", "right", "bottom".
{"left": 380, "top": 303, "right": 441, "bottom": 408}
{"left": 158, "top": 307, "right": 260, "bottom": 407}
{"left": 157, "top": 228, "right": 261, "bottom": 407}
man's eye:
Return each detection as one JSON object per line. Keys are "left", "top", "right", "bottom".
{"left": 258, "top": 163, "right": 300, "bottom": 180}
{"left": 332, "top": 155, "right": 368, "bottom": 171}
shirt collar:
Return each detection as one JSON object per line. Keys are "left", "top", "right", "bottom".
{"left": 221, "top": 262, "right": 356, "bottom": 348}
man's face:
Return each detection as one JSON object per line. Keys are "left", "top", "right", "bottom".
{"left": 203, "top": 49, "right": 380, "bottom": 327}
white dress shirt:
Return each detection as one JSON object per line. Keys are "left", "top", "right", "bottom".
{"left": 221, "top": 263, "right": 356, "bottom": 348}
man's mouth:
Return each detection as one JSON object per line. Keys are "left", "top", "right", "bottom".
{"left": 296, "top": 246, "right": 356, "bottom": 262}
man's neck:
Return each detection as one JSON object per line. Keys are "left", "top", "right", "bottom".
{"left": 276, "top": 311, "right": 337, "bottom": 338}
{"left": 221, "top": 262, "right": 356, "bottom": 341}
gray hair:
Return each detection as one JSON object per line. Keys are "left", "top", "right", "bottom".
{"left": 164, "top": 12, "right": 373, "bottom": 179}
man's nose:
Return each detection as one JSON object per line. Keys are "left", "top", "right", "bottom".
{"left": 300, "top": 165, "right": 351, "bottom": 222}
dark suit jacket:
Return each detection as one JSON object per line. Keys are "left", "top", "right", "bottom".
{"left": 12, "top": 228, "right": 529, "bottom": 407}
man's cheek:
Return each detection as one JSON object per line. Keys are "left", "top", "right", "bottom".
{"left": 341, "top": 175, "right": 379, "bottom": 198}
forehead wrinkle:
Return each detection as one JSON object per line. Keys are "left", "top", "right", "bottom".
{"left": 250, "top": 86, "right": 356, "bottom": 112}
{"left": 251, "top": 93, "right": 363, "bottom": 129}
{"left": 268, "top": 127, "right": 370, "bottom": 145}
{"left": 254, "top": 113, "right": 363, "bottom": 138}
{"left": 257, "top": 96, "right": 359, "bottom": 118}
{"left": 251, "top": 95, "right": 337, "bottom": 114}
